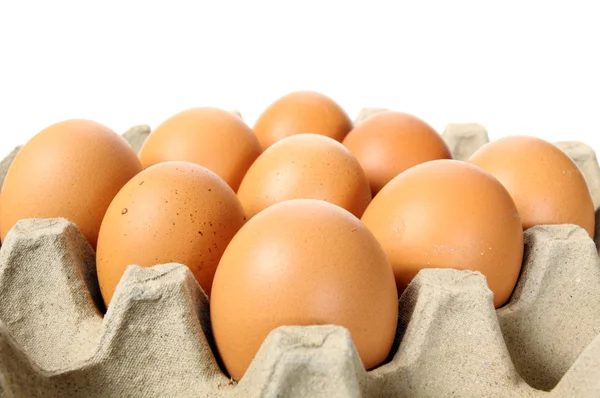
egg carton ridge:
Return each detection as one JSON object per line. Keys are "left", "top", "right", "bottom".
{"left": 1, "top": 218, "right": 600, "bottom": 397}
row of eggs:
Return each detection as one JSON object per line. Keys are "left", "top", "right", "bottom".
{"left": 0, "top": 91, "right": 594, "bottom": 381}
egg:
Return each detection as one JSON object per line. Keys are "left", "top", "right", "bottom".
{"left": 468, "top": 135, "right": 595, "bottom": 238}
{"left": 253, "top": 91, "right": 353, "bottom": 149}
{"left": 237, "top": 134, "right": 372, "bottom": 219}
{"left": 361, "top": 159, "right": 524, "bottom": 308}
{"left": 0, "top": 119, "right": 142, "bottom": 249}
{"left": 210, "top": 199, "right": 398, "bottom": 381}
{"left": 138, "top": 107, "right": 262, "bottom": 191}
{"left": 342, "top": 111, "right": 452, "bottom": 195}
{"left": 96, "top": 161, "right": 246, "bottom": 305}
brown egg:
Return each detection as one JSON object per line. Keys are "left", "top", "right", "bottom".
{"left": 237, "top": 134, "right": 372, "bottom": 219}
{"left": 0, "top": 119, "right": 142, "bottom": 249}
{"left": 96, "top": 161, "right": 246, "bottom": 305}
{"left": 468, "top": 135, "right": 595, "bottom": 238}
{"left": 343, "top": 111, "right": 452, "bottom": 194}
{"left": 210, "top": 199, "right": 398, "bottom": 381}
{"left": 253, "top": 91, "right": 352, "bottom": 149}
{"left": 361, "top": 160, "right": 523, "bottom": 308}
{"left": 138, "top": 107, "right": 262, "bottom": 191}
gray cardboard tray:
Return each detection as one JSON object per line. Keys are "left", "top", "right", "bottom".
{"left": 0, "top": 116, "right": 599, "bottom": 397}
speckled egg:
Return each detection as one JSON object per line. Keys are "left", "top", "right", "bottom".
{"left": 96, "top": 161, "right": 246, "bottom": 305}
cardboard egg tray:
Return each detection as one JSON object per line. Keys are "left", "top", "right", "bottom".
{"left": 1, "top": 114, "right": 600, "bottom": 397}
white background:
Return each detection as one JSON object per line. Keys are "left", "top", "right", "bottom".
{"left": 0, "top": 1, "right": 598, "bottom": 156}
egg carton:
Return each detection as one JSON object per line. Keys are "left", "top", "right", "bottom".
{"left": 1, "top": 116, "right": 600, "bottom": 397}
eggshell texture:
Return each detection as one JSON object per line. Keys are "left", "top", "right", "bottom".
{"left": 96, "top": 161, "right": 246, "bottom": 305}
{"left": 0, "top": 119, "right": 142, "bottom": 249}
{"left": 138, "top": 107, "right": 262, "bottom": 191}
{"left": 253, "top": 91, "right": 353, "bottom": 149}
{"left": 468, "top": 135, "right": 595, "bottom": 238}
{"left": 237, "top": 134, "right": 372, "bottom": 219}
{"left": 361, "top": 159, "right": 523, "bottom": 308}
{"left": 210, "top": 199, "right": 398, "bottom": 381}
{"left": 342, "top": 111, "right": 452, "bottom": 194}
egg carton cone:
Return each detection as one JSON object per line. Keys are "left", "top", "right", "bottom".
{"left": 441, "top": 123, "right": 490, "bottom": 161}
{"left": 121, "top": 125, "right": 151, "bottom": 155}
{"left": 0, "top": 122, "right": 599, "bottom": 397}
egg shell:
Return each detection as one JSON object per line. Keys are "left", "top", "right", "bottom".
{"left": 361, "top": 159, "right": 524, "bottom": 308}
{"left": 237, "top": 134, "right": 372, "bottom": 219}
{"left": 96, "top": 161, "right": 246, "bottom": 305}
{"left": 343, "top": 111, "right": 452, "bottom": 195}
{"left": 138, "top": 107, "right": 262, "bottom": 192}
{"left": 469, "top": 135, "right": 595, "bottom": 238}
{"left": 253, "top": 91, "right": 353, "bottom": 149}
{"left": 210, "top": 199, "right": 398, "bottom": 381}
{"left": 0, "top": 119, "right": 142, "bottom": 249}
